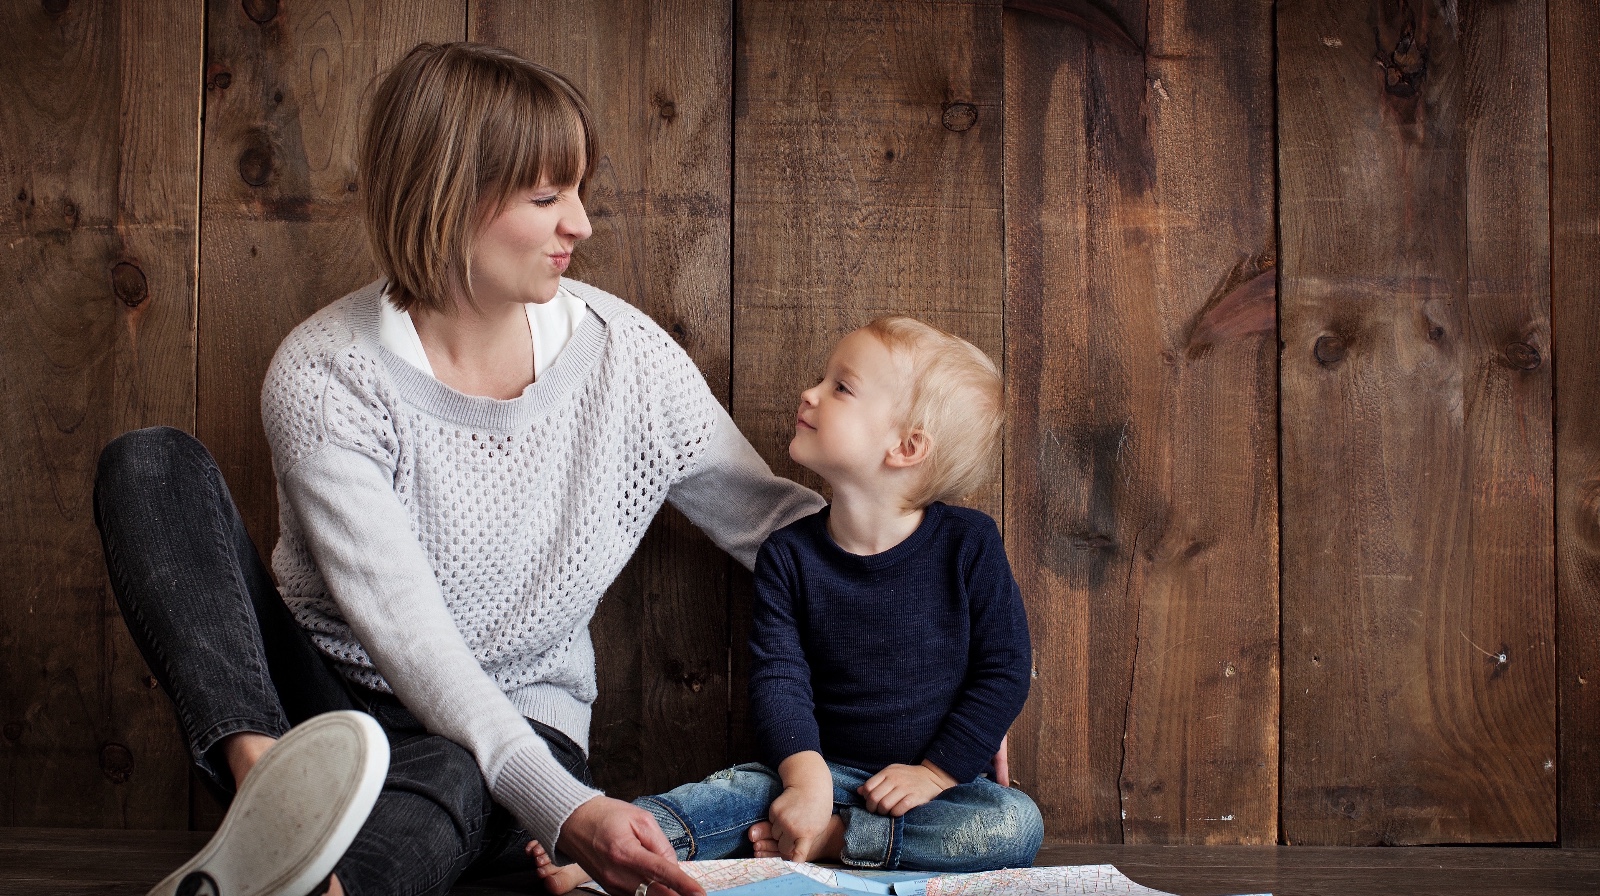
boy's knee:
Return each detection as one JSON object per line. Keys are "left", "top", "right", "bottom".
{"left": 933, "top": 784, "right": 1043, "bottom": 869}
{"left": 975, "top": 786, "right": 1044, "bottom": 864}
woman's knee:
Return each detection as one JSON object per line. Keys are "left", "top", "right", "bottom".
{"left": 95, "top": 426, "right": 211, "bottom": 502}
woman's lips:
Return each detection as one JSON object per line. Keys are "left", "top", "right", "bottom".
{"left": 550, "top": 253, "right": 571, "bottom": 272}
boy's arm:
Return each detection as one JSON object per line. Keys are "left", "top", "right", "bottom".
{"left": 749, "top": 539, "right": 825, "bottom": 765}
{"left": 920, "top": 518, "right": 1033, "bottom": 784}
{"left": 749, "top": 540, "right": 836, "bottom": 859}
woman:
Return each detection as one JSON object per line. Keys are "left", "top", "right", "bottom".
{"left": 94, "top": 42, "right": 821, "bottom": 896}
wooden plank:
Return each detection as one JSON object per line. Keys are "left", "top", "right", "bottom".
{"left": 197, "top": 0, "right": 461, "bottom": 556}
{"left": 1551, "top": 0, "right": 1600, "bottom": 848}
{"left": 471, "top": 0, "right": 736, "bottom": 799}
{"left": 12, "top": 830, "right": 1600, "bottom": 896}
{"left": 1003, "top": 0, "right": 1279, "bottom": 845}
{"left": 1278, "top": 0, "right": 1555, "bottom": 844}
{"left": 732, "top": 0, "right": 1005, "bottom": 782}
{"left": 0, "top": 0, "right": 200, "bottom": 827}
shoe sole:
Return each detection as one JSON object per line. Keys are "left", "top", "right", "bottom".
{"left": 149, "top": 710, "right": 390, "bottom": 896}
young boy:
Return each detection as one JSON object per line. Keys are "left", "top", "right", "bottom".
{"left": 536, "top": 317, "right": 1040, "bottom": 888}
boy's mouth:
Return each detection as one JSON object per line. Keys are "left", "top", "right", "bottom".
{"left": 796, "top": 416, "right": 815, "bottom": 431}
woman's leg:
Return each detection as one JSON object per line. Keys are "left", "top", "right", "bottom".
{"left": 833, "top": 772, "right": 1043, "bottom": 872}
{"left": 338, "top": 699, "right": 595, "bottom": 896}
{"left": 94, "top": 426, "right": 355, "bottom": 788}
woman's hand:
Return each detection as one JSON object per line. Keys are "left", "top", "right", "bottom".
{"left": 857, "top": 760, "right": 957, "bottom": 817}
{"left": 555, "top": 796, "right": 704, "bottom": 896}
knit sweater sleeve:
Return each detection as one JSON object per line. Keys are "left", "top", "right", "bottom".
{"left": 748, "top": 535, "right": 823, "bottom": 766}
{"left": 920, "top": 515, "right": 1033, "bottom": 783}
{"left": 263, "top": 338, "right": 600, "bottom": 852}
{"left": 667, "top": 394, "right": 824, "bottom": 571}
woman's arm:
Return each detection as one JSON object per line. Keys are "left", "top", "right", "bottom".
{"left": 279, "top": 446, "right": 602, "bottom": 851}
{"left": 668, "top": 402, "right": 824, "bottom": 571}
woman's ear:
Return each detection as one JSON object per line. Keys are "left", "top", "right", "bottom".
{"left": 886, "top": 429, "right": 930, "bottom": 469}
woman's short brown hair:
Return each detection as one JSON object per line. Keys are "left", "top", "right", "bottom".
{"left": 861, "top": 317, "right": 1004, "bottom": 509}
{"left": 360, "top": 42, "right": 596, "bottom": 313}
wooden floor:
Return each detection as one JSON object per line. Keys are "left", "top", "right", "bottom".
{"left": 4, "top": 829, "right": 1599, "bottom": 895}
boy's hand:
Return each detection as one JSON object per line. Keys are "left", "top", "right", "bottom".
{"left": 768, "top": 785, "right": 835, "bottom": 862}
{"left": 770, "top": 751, "right": 837, "bottom": 862}
{"left": 858, "top": 761, "right": 958, "bottom": 817}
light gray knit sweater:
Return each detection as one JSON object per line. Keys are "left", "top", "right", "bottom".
{"left": 261, "top": 278, "right": 822, "bottom": 850}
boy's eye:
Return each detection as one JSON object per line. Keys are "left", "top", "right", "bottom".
{"left": 833, "top": 381, "right": 851, "bottom": 395}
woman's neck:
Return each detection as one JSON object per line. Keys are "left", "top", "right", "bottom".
{"left": 411, "top": 300, "right": 535, "bottom": 400}
{"left": 824, "top": 484, "right": 924, "bottom": 556}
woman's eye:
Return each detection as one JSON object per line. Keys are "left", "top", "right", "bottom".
{"left": 532, "top": 195, "right": 560, "bottom": 208}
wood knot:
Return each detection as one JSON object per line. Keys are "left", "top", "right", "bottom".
{"left": 111, "top": 261, "right": 148, "bottom": 308}
{"left": 1376, "top": 21, "right": 1428, "bottom": 98}
{"left": 241, "top": 0, "right": 278, "bottom": 25}
{"left": 1313, "top": 334, "right": 1346, "bottom": 366}
{"left": 654, "top": 93, "right": 677, "bottom": 121}
{"left": 207, "top": 68, "right": 233, "bottom": 91}
{"left": 1426, "top": 325, "right": 1445, "bottom": 342}
{"left": 238, "top": 141, "right": 273, "bottom": 187}
{"left": 40, "top": 0, "right": 68, "bottom": 17}
{"left": 100, "top": 742, "right": 134, "bottom": 784}
{"left": 941, "top": 102, "right": 978, "bottom": 132}
{"left": 1503, "top": 342, "right": 1541, "bottom": 370}
{"left": 2, "top": 722, "right": 21, "bottom": 742}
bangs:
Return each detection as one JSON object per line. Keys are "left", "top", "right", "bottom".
{"left": 478, "top": 65, "right": 596, "bottom": 214}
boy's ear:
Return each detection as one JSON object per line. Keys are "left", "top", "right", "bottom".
{"left": 885, "top": 429, "right": 930, "bottom": 469}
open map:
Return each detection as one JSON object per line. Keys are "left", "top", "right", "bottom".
{"left": 671, "top": 859, "right": 1270, "bottom": 896}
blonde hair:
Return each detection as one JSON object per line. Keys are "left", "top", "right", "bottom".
{"left": 862, "top": 317, "right": 1003, "bottom": 508}
{"left": 360, "top": 42, "right": 596, "bottom": 313}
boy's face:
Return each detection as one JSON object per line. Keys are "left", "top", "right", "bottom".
{"left": 790, "top": 329, "right": 912, "bottom": 487}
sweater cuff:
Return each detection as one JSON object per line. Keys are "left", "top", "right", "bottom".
{"left": 489, "top": 742, "right": 605, "bottom": 852}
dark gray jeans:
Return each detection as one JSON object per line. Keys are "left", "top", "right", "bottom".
{"left": 94, "top": 426, "right": 589, "bottom": 896}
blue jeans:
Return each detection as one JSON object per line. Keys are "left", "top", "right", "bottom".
{"left": 94, "top": 427, "right": 578, "bottom": 896}
{"left": 636, "top": 761, "right": 1043, "bottom": 872}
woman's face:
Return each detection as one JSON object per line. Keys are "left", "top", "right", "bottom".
{"left": 468, "top": 179, "right": 592, "bottom": 307}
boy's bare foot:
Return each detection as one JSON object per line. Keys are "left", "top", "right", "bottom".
{"left": 748, "top": 821, "right": 780, "bottom": 858}
{"left": 527, "top": 839, "right": 596, "bottom": 894}
{"left": 746, "top": 816, "right": 846, "bottom": 863}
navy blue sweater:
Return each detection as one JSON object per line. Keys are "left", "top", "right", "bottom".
{"left": 749, "top": 502, "right": 1031, "bottom": 784}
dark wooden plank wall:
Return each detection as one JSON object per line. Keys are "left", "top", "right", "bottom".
{"left": 1552, "top": 0, "right": 1600, "bottom": 849}
{"left": 1279, "top": 0, "right": 1556, "bottom": 844}
{"left": 2, "top": 0, "right": 1596, "bottom": 848}
{"left": 0, "top": 0, "right": 200, "bottom": 826}
{"left": 1004, "top": 0, "right": 1278, "bottom": 845}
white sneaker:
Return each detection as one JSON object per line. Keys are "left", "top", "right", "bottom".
{"left": 148, "top": 710, "right": 390, "bottom": 896}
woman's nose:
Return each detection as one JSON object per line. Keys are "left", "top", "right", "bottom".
{"left": 562, "top": 195, "right": 593, "bottom": 241}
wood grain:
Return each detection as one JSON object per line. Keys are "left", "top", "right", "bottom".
{"left": 471, "top": 0, "right": 737, "bottom": 798}
{"left": 11, "top": 829, "right": 1600, "bottom": 896}
{"left": 1003, "top": 0, "right": 1279, "bottom": 845}
{"left": 0, "top": 0, "right": 201, "bottom": 828}
{"left": 1551, "top": 0, "right": 1600, "bottom": 848}
{"left": 1278, "top": 0, "right": 1556, "bottom": 844}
